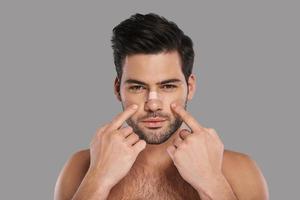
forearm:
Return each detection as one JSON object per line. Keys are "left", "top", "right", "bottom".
{"left": 196, "top": 174, "right": 238, "bottom": 200}
{"left": 72, "top": 170, "right": 112, "bottom": 200}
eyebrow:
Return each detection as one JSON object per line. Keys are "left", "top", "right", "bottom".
{"left": 125, "top": 78, "right": 182, "bottom": 86}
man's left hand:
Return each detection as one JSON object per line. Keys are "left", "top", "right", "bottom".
{"left": 167, "top": 103, "right": 228, "bottom": 198}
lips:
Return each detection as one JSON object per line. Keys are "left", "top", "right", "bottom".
{"left": 141, "top": 118, "right": 167, "bottom": 128}
{"left": 142, "top": 117, "right": 166, "bottom": 122}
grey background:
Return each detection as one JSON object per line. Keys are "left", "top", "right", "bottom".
{"left": 0, "top": 0, "right": 299, "bottom": 199}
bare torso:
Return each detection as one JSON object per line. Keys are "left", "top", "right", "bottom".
{"left": 55, "top": 147, "right": 269, "bottom": 200}
{"left": 71, "top": 149, "right": 240, "bottom": 200}
{"left": 107, "top": 163, "right": 200, "bottom": 200}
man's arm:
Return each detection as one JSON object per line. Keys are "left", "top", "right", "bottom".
{"left": 194, "top": 151, "right": 269, "bottom": 200}
{"left": 222, "top": 151, "right": 269, "bottom": 200}
{"left": 54, "top": 149, "right": 91, "bottom": 200}
{"left": 54, "top": 149, "right": 113, "bottom": 200}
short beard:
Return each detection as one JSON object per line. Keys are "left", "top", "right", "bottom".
{"left": 124, "top": 101, "right": 187, "bottom": 145}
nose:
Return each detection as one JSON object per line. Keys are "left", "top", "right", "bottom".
{"left": 144, "top": 99, "right": 163, "bottom": 112}
{"left": 144, "top": 91, "right": 162, "bottom": 112}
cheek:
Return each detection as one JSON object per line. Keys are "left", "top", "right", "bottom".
{"left": 120, "top": 93, "right": 145, "bottom": 120}
{"left": 163, "top": 93, "right": 187, "bottom": 114}
{"left": 121, "top": 93, "right": 145, "bottom": 108}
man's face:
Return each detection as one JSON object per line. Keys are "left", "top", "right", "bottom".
{"left": 116, "top": 51, "right": 195, "bottom": 144}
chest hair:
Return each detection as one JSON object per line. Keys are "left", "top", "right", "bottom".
{"left": 107, "top": 166, "right": 200, "bottom": 200}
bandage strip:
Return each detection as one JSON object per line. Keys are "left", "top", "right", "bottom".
{"left": 148, "top": 91, "right": 158, "bottom": 100}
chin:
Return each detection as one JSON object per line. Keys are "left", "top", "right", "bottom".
{"left": 136, "top": 125, "right": 176, "bottom": 145}
{"left": 145, "top": 137, "right": 171, "bottom": 145}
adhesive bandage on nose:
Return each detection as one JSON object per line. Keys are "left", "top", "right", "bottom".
{"left": 148, "top": 91, "right": 159, "bottom": 100}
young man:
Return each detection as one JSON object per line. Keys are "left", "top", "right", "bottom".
{"left": 54, "top": 13, "right": 269, "bottom": 200}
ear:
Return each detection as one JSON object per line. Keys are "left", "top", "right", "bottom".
{"left": 114, "top": 77, "right": 122, "bottom": 102}
{"left": 187, "top": 74, "right": 196, "bottom": 101}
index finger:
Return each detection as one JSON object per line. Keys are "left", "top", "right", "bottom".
{"left": 109, "top": 104, "right": 138, "bottom": 130}
{"left": 171, "top": 103, "right": 204, "bottom": 132}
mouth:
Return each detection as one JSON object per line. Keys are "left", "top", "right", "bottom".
{"left": 141, "top": 118, "right": 167, "bottom": 128}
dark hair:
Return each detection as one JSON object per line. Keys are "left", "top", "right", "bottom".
{"left": 111, "top": 13, "right": 194, "bottom": 83}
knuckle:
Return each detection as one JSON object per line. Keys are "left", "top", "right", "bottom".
{"left": 112, "top": 132, "right": 122, "bottom": 140}
{"left": 105, "top": 124, "right": 114, "bottom": 132}
{"left": 175, "top": 137, "right": 181, "bottom": 143}
{"left": 122, "top": 126, "right": 132, "bottom": 133}
{"left": 178, "top": 142, "right": 187, "bottom": 149}
{"left": 140, "top": 140, "right": 147, "bottom": 149}
{"left": 128, "top": 134, "right": 138, "bottom": 142}
{"left": 95, "top": 126, "right": 106, "bottom": 135}
{"left": 175, "top": 142, "right": 181, "bottom": 147}
{"left": 134, "top": 140, "right": 144, "bottom": 149}
{"left": 133, "top": 134, "right": 139, "bottom": 140}
{"left": 95, "top": 131, "right": 105, "bottom": 141}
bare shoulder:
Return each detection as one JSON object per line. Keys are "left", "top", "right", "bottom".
{"left": 54, "top": 149, "right": 90, "bottom": 200}
{"left": 222, "top": 149, "right": 269, "bottom": 200}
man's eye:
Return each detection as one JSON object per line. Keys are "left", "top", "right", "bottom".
{"left": 129, "top": 85, "right": 146, "bottom": 92}
{"left": 161, "top": 84, "right": 177, "bottom": 91}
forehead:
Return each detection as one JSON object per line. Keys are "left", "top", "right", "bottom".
{"left": 121, "top": 51, "right": 185, "bottom": 84}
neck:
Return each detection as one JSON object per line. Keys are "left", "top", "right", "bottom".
{"left": 133, "top": 124, "right": 186, "bottom": 172}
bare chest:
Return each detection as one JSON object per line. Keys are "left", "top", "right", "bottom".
{"left": 107, "top": 168, "right": 201, "bottom": 200}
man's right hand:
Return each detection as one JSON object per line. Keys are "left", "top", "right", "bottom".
{"left": 88, "top": 104, "right": 146, "bottom": 189}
